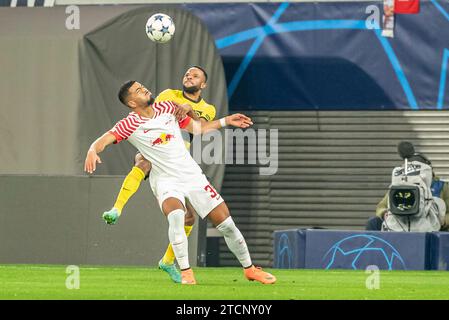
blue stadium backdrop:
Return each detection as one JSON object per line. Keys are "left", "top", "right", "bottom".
{"left": 1, "top": 1, "right": 448, "bottom": 110}
{"left": 273, "top": 229, "right": 449, "bottom": 270}
{"left": 183, "top": 1, "right": 449, "bottom": 111}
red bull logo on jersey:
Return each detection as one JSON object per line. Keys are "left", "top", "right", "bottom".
{"left": 152, "top": 133, "right": 175, "bottom": 146}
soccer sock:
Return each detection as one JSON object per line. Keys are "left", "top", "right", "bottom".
{"left": 113, "top": 166, "right": 145, "bottom": 215}
{"left": 167, "top": 209, "right": 190, "bottom": 270}
{"left": 162, "top": 225, "right": 193, "bottom": 265}
{"left": 216, "top": 217, "right": 252, "bottom": 268}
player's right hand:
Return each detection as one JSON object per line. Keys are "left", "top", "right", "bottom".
{"left": 84, "top": 150, "right": 102, "bottom": 174}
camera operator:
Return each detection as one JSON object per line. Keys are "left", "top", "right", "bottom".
{"left": 366, "top": 142, "right": 449, "bottom": 231}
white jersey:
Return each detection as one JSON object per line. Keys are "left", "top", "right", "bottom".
{"left": 109, "top": 101, "right": 202, "bottom": 181}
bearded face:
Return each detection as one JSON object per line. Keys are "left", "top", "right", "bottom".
{"left": 182, "top": 67, "right": 206, "bottom": 95}
{"left": 183, "top": 83, "right": 201, "bottom": 94}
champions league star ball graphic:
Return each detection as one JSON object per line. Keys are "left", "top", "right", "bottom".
{"left": 322, "top": 234, "right": 407, "bottom": 270}
{"left": 145, "top": 13, "right": 175, "bottom": 43}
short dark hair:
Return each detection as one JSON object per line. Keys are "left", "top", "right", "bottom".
{"left": 191, "top": 65, "right": 208, "bottom": 83}
{"left": 118, "top": 80, "right": 136, "bottom": 106}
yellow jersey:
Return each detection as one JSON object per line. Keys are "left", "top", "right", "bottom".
{"left": 155, "top": 89, "right": 216, "bottom": 122}
{"left": 155, "top": 89, "right": 216, "bottom": 149}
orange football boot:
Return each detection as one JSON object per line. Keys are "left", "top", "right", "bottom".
{"left": 244, "top": 265, "right": 276, "bottom": 284}
{"left": 181, "top": 268, "right": 197, "bottom": 285}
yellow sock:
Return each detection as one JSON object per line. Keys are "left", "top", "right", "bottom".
{"left": 113, "top": 166, "right": 145, "bottom": 215}
{"left": 163, "top": 225, "right": 193, "bottom": 265}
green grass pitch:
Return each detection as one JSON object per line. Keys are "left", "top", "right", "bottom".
{"left": 1, "top": 265, "right": 449, "bottom": 300}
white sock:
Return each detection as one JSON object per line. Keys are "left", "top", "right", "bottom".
{"left": 167, "top": 209, "right": 190, "bottom": 270}
{"left": 216, "top": 217, "right": 252, "bottom": 268}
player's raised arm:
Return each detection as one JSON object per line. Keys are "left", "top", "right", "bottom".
{"left": 183, "top": 113, "right": 253, "bottom": 134}
{"left": 84, "top": 132, "right": 117, "bottom": 174}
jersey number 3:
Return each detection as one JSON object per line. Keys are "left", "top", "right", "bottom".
{"left": 204, "top": 184, "right": 221, "bottom": 200}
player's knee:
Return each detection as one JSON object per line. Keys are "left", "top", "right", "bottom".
{"left": 207, "top": 203, "right": 231, "bottom": 227}
{"left": 134, "top": 154, "right": 151, "bottom": 175}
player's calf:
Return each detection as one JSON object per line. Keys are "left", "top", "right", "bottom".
{"left": 216, "top": 216, "right": 276, "bottom": 284}
{"left": 167, "top": 209, "right": 190, "bottom": 270}
{"left": 216, "top": 216, "right": 252, "bottom": 268}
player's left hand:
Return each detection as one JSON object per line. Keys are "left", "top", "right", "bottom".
{"left": 226, "top": 113, "right": 253, "bottom": 128}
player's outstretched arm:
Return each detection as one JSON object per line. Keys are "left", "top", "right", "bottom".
{"left": 84, "top": 132, "right": 117, "bottom": 174}
{"left": 185, "top": 113, "right": 253, "bottom": 134}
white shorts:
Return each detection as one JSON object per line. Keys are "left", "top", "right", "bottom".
{"left": 150, "top": 174, "right": 224, "bottom": 219}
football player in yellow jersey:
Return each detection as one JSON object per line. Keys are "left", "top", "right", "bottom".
{"left": 102, "top": 66, "right": 216, "bottom": 283}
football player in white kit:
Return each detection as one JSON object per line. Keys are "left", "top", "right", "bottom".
{"left": 84, "top": 81, "right": 276, "bottom": 285}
